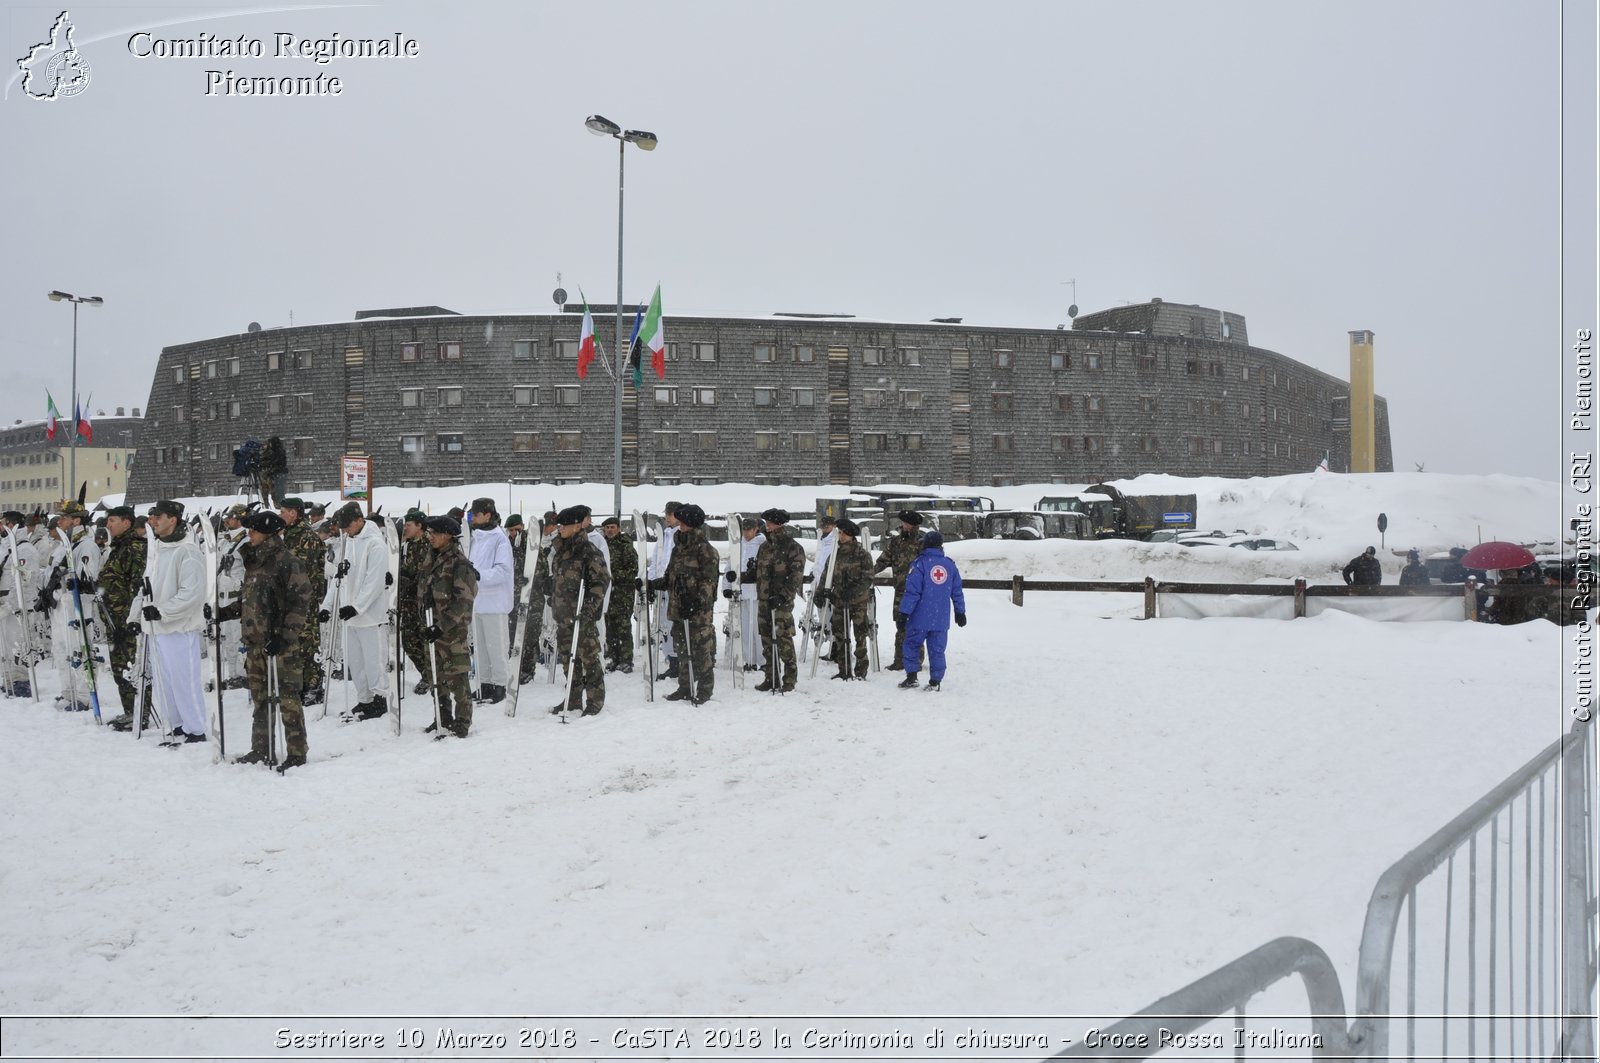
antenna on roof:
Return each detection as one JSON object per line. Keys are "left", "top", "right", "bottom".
{"left": 1061, "top": 278, "right": 1078, "bottom": 319}
{"left": 553, "top": 272, "right": 566, "bottom": 308}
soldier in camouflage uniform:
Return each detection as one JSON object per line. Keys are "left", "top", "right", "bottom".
{"left": 398, "top": 511, "right": 435, "bottom": 694}
{"left": 823, "top": 518, "right": 875, "bottom": 680}
{"left": 417, "top": 516, "right": 478, "bottom": 738}
{"left": 278, "top": 497, "right": 327, "bottom": 704}
{"left": 548, "top": 506, "right": 610, "bottom": 716}
{"left": 219, "top": 511, "right": 312, "bottom": 772}
{"left": 505, "top": 514, "right": 528, "bottom": 645}
{"left": 873, "top": 510, "right": 926, "bottom": 671}
{"left": 518, "top": 511, "right": 558, "bottom": 684}
{"left": 661, "top": 504, "right": 718, "bottom": 703}
{"left": 753, "top": 507, "right": 805, "bottom": 692}
{"left": 600, "top": 516, "right": 637, "bottom": 673}
{"left": 100, "top": 506, "right": 149, "bottom": 728}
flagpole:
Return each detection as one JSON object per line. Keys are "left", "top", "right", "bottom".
{"left": 613, "top": 135, "right": 625, "bottom": 521}
{"left": 70, "top": 299, "right": 78, "bottom": 492}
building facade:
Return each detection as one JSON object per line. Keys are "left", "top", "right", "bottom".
{"left": 0, "top": 410, "right": 144, "bottom": 513}
{"left": 126, "top": 300, "right": 1392, "bottom": 502}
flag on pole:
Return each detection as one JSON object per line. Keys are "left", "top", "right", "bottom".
{"left": 627, "top": 303, "right": 645, "bottom": 387}
{"left": 576, "top": 293, "right": 596, "bottom": 379}
{"left": 45, "top": 392, "right": 60, "bottom": 440}
{"left": 639, "top": 284, "right": 666, "bottom": 379}
{"left": 1315, "top": 451, "right": 1330, "bottom": 473}
{"left": 76, "top": 397, "right": 93, "bottom": 444}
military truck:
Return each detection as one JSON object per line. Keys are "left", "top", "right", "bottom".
{"left": 1036, "top": 484, "right": 1198, "bottom": 541}
{"left": 981, "top": 510, "right": 1092, "bottom": 540}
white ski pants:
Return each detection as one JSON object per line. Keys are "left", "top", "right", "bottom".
{"left": 344, "top": 625, "right": 387, "bottom": 703}
{"left": 472, "top": 612, "right": 510, "bottom": 687}
{"left": 152, "top": 631, "right": 207, "bottom": 736}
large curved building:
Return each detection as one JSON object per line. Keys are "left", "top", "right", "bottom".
{"left": 126, "top": 298, "right": 1392, "bottom": 502}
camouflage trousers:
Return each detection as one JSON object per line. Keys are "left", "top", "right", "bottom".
{"left": 430, "top": 633, "right": 472, "bottom": 730}
{"left": 399, "top": 605, "right": 433, "bottom": 687}
{"left": 554, "top": 615, "right": 604, "bottom": 712}
{"left": 518, "top": 594, "right": 548, "bottom": 678}
{"left": 109, "top": 626, "right": 150, "bottom": 714}
{"left": 298, "top": 613, "right": 324, "bottom": 693}
{"left": 605, "top": 598, "right": 634, "bottom": 668}
{"left": 829, "top": 599, "right": 875, "bottom": 676}
{"left": 673, "top": 615, "right": 716, "bottom": 699}
{"left": 245, "top": 646, "right": 307, "bottom": 759}
{"left": 757, "top": 601, "right": 798, "bottom": 686}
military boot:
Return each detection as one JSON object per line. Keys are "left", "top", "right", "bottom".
{"left": 107, "top": 712, "right": 135, "bottom": 731}
{"left": 897, "top": 673, "right": 919, "bottom": 689}
{"left": 276, "top": 754, "right": 307, "bottom": 774}
{"left": 234, "top": 748, "right": 273, "bottom": 766}
{"left": 753, "top": 673, "right": 775, "bottom": 693}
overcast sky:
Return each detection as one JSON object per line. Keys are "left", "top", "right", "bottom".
{"left": 1, "top": 0, "right": 1588, "bottom": 480}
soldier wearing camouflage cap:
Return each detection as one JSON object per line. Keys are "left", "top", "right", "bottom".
{"left": 753, "top": 508, "right": 805, "bottom": 692}
{"left": 418, "top": 515, "right": 477, "bottom": 737}
{"left": 398, "top": 510, "right": 435, "bottom": 694}
{"left": 100, "top": 505, "right": 149, "bottom": 729}
{"left": 548, "top": 506, "right": 610, "bottom": 716}
{"left": 873, "top": 510, "right": 927, "bottom": 672}
{"left": 278, "top": 497, "right": 327, "bottom": 705}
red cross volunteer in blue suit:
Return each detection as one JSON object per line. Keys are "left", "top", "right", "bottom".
{"left": 897, "top": 531, "right": 967, "bottom": 691}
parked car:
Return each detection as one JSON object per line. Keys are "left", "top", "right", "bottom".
{"left": 1231, "top": 537, "right": 1299, "bottom": 552}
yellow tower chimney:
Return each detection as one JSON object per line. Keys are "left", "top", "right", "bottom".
{"left": 1349, "top": 330, "right": 1375, "bottom": 473}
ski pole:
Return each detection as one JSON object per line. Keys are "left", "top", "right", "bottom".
{"left": 682, "top": 617, "right": 695, "bottom": 702}
{"left": 561, "top": 583, "right": 587, "bottom": 714}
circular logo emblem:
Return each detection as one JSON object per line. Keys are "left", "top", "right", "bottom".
{"left": 45, "top": 50, "right": 91, "bottom": 97}
{"left": 930, "top": 564, "right": 949, "bottom": 586}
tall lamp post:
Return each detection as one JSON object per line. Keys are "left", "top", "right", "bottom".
{"left": 46, "top": 290, "right": 104, "bottom": 496}
{"left": 584, "top": 114, "right": 657, "bottom": 519}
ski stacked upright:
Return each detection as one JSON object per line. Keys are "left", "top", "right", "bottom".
{"left": 197, "top": 514, "right": 226, "bottom": 762}
{"left": 861, "top": 523, "right": 881, "bottom": 672}
{"left": 3, "top": 525, "right": 39, "bottom": 700}
{"left": 322, "top": 533, "right": 350, "bottom": 720}
{"left": 630, "top": 510, "right": 655, "bottom": 702}
{"left": 721, "top": 512, "right": 745, "bottom": 688}
{"left": 503, "top": 520, "right": 539, "bottom": 718}
{"left": 380, "top": 513, "right": 403, "bottom": 736}
{"left": 808, "top": 536, "right": 840, "bottom": 678}
{"left": 55, "top": 526, "right": 102, "bottom": 724}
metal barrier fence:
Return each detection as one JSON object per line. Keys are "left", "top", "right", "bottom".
{"left": 1054, "top": 723, "right": 1596, "bottom": 1061}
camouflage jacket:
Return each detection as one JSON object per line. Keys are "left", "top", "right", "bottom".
{"left": 873, "top": 528, "right": 926, "bottom": 593}
{"left": 510, "top": 531, "right": 529, "bottom": 591}
{"left": 398, "top": 536, "right": 434, "bottom": 615}
{"left": 663, "top": 526, "right": 719, "bottom": 620}
{"left": 754, "top": 524, "right": 805, "bottom": 603}
{"left": 530, "top": 533, "right": 556, "bottom": 600}
{"left": 417, "top": 538, "right": 477, "bottom": 640}
{"left": 829, "top": 540, "right": 876, "bottom": 606}
{"left": 549, "top": 532, "right": 609, "bottom": 624}
{"left": 607, "top": 533, "right": 638, "bottom": 611}
{"left": 222, "top": 532, "right": 311, "bottom": 651}
{"left": 284, "top": 519, "right": 327, "bottom": 603}
{"left": 99, "top": 528, "right": 148, "bottom": 633}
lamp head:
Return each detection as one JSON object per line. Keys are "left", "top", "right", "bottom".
{"left": 82, "top": 296, "right": 104, "bottom": 306}
{"left": 624, "top": 130, "right": 658, "bottom": 151}
{"left": 47, "top": 290, "right": 68, "bottom": 302}
{"left": 584, "top": 114, "right": 621, "bottom": 137}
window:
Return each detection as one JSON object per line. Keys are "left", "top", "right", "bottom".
{"left": 794, "top": 432, "right": 817, "bottom": 451}
{"left": 1138, "top": 435, "right": 1158, "bottom": 454}
{"left": 753, "top": 387, "right": 777, "bottom": 407}
{"left": 1083, "top": 436, "right": 1104, "bottom": 454}
{"left": 794, "top": 344, "right": 814, "bottom": 363}
{"left": 206, "top": 403, "right": 218, "bottom": 422}
{"left": 1138, "top": 354, "right": 1157, "bottom": 373}
{"left": 753, "top": 343, "right": 775, "bottom": 363}
{"left": 1054, "top": 394, "right": 1072, "bottom": 413}
{"left": 295, "top": 394, "right": 315, "bottom": 414}
{"left": 1212, "top": 439, "right": 1224, "bottom": 454}
{"left": 228, "top": 358, "right": 241, "bottom": 377}
{"left": 173, "top": 365, "right": 185, "bottom": 383}
{"left": 400, "top": 343, "right": 421, "bottom": 363}
{"left": 1211, "top": 361, "right": 1224, "bottom": 377}
{"left": 439, "top": 387, "right": 463, "bottom": 408}
{"left": 653, "top": 386, "right": 678, "bottom": 405}
{"left": 512, "top": 431, "right": 539, "bottom": 452}
{"left": 994, "top": 350, "right": 1013, "bottom": 368}
{"left": 1050, "top": 352, "right": 1070, "bottom": 371}
{"left": 792, "top": 387, "right": 815, "bottom": 408}
{"left": 1051, "top": 434, "right": 1072, "bottom": 453}
{"left": 951, "top": 348, "right": 970, "bottom": 370}
{"left": 865, "top": 389, "right": 888, "bottom": 409}
{"left": 992, "top": 393, "right": 1014, "bottom": 413}
{"left": 900, "top": 390, "right": 923, "bottom": 409}
{"left": 437, "top": 434, "right": 464, "bottom": 453}
{"left": 1138, "top": 396, "right": 1158, "bottom": 414}
{"left": 992, "top": 434, "right": 1015, "bottom": 452}
{"left": 1241, "top": 403, "right": 1252, "bottom": 419}
{"left": 554, "top": 432, "right": 581, "bottom": 451}
{"left": 901, "top": 433, "right": 923, "bottom": 451}
{"left": 1241, "top": 365, "right": 1253, "bottom": 381}
{"left": 206, "top": 443, "right": 220, "bottom": 461}
{"left": 513, "top": 339, "right": 535, "bottom": 360}
{"left": 1086, "top": 395, "right": 1104, "bottom": 413}
{"left": 665, "top": 342, "right": 681, "bottom": 363}
{"left": 754, "top": 432, "right": 779, "bottom": 451}
{"left": 1243, "top": 440, "right": 1255, "bottom": 455}
{"left": 293, "top": 349, "right": 312, "bottom": 369}
{"left": 401, "top": 388, "right": 422, "bottom": 409}
{"left": 1086, "top": 353, "right": 1104, "bottom": 370}
{"left": 439, "top": 342, "right": 463, "bottom": 361}
{"left": 267, "top": 352, "right": 283, "bottom": 372}
{"left": 513, "top": 386, "right": 537, "bottom": 406}
{"left": 898, "top": 348, "right": 921, "bottom": 366}
{"left": 175, "top": 406, "right": 187, "bottom": 424}
{"left": 653, "top": 431, "right": 679, "bottom": 451}
{"left": 863, "top": 346, "right": 885, "bottom": 366}
{"left": 400, "top": 434, "right": 424, "bottom": 454}
{"left": 293, "top": 438, "right": 315, "bottom": 459}
{"left": 692, "top": 343, "right": 717, "bottom": 362}
{"left": 555, "top": 340, "right": 577, "bottom": 360}
{"left": 863, "top": 432, "right": 886, "bottom": 451}
{"left": 555, "top": 386, "right": 580, "bottom": 406}
{"left": 1222, "top": 321, "right": 1233, "bottom": 339}
{"left": 693, "top": 431, "right": 717, "bottom": 451}
{"left": 1186, "top": 360, "right": 1201, "bottom": 375}
{"left": 691, "top": 386, "right": 716, "bottom": 406}
{"left": 205, "top": 361, "right": 218, "bottom": 379}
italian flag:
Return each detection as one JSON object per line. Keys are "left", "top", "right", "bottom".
{"left": 639, "top": 284, "right": 666, "bottom": 379}
{"left": 45, "top": 392, "right": 60, "bottom": 440}
{"left": 576, "top": 294, "right": 596, "bottom": 379}
{"left": 75, "top": 398, "right": 93, "bottom": 443}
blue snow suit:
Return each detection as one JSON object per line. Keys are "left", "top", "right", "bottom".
{"left": 898, "top": 545, "right": 965, "bottom": 681}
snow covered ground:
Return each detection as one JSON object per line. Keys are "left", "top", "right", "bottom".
{"left": 0, "top": 472, "right": 1583, "bottom": 1059}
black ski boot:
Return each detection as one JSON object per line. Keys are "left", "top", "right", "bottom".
{"left": 481, "top": 684, "right": 505, "bottom": 705}
{"left": 413, "top": 678, "right": 430, "bottom": 695}
{"left": 753, "top": 675, "right": 775, "bottom": 693}
{"left": 107, "top": 712, "right": 135, "bottom": 731}
{"left": 925, "top": 680, "right": 941, "bottom": 692}
{"left": 276, "top": 754, "right": 306, "bottom": 774}
{"left": 664, "top": 689, "right": 691, "bottom": 702}
{"left": 234, "top": 749, "right": 273, "bottom": 766}
{"left": 897, "top": 673, "right": 919, "bottom": 689}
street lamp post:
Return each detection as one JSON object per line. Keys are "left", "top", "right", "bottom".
{"left": 46, "top": 290, "right": 104, "bottom": 496}
{"left": 585, "top": 114, "right": 657, "bottom": 519}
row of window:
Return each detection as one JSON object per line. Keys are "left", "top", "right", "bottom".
{"left": 0, "top": 477, "right": 60, "bottom": 490}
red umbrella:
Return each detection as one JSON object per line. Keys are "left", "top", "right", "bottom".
{"left": 1461, "top": 541, "right": 1536, "bottom": 571}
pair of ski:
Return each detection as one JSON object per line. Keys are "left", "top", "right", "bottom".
{"left": 721, "top": 511, "right": 746, "bottom": 689}
{"left": 1, "top": 528, "right": 39, "bottom": 699}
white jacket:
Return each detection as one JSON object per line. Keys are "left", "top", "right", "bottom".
{"left": 147, "top": 530, "right": 206, "bottom": 635}
{"left": 813, "top": 530, "right": 837, "bottom": 584}
{"left": 470, "top": 524, "right": 514, "bottom": 614}
{"left": 321, "top": 520, "right": 389, "bottom": 628}
{"left": 738, "top": 532, "right": 765, "bottom": 602}
{"left": 648, "top": 524, "right": 676, "bottom": 580}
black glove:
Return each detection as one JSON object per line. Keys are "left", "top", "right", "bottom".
{"left": 77, "top": 576, "right": 96, "bottom": 595}
{"left": 384, "top": 572, "right": 394, "bottom": 587}
{"left": 767, "top": 598, "right": 787, "bottom": 614}
{"left": 336, "top": 560, "right": 350, "bottom": 578}
{"left": 127, "top": 620, "right": 142, "bottom": 634}
{"left": 317, "top": 608, "right": 331, "bottom": 623}
{"left": 33, "top": 592, "right": 52, "bottom": 613}
{"left": 634, "top": 578, "right": 644, "bottom": 591}
{"left": 803, "top": 573, "right": 815, "bottom": 584}
{"left": 65, "top": 576, "right": 79, "bottom": 592}
{"left": 264, "top": 635, "right": 286, "bottom": 656}
{"left": 723, "top": 588, "right": 736, "bottom": 599}
{"left": 218, "top": 555, "right": 233, "bottom": 574}
{"left": 142, "top": 604, "right": 162, "bottom": 622}
{"left": 424, "top": 624, "right": 443, "bottom": 642}
{"left": 647, "top": 576, "right": 667, "bottom": 592}
{"left": 338, "top": 605, "right": 357, "bottom": 621}
{"left": 203, "top": 604, "right": 213, "bottom": 621}
{"left": 723, "top": 571, "right": 737, "bottom": 583}
{"left": 815, "top": 589, "right": 833, "bottom": 605}
{"left": 954, "top": 612, "right": 967, "bottom": 628}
